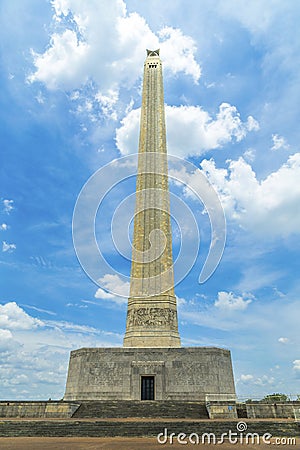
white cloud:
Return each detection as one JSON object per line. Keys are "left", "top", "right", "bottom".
{"left": 0, "top": 329, "right": 13, "bottom": 340}
{"left": 240, "top": 374, "right": 254, "bottom": 382}
{"left": 29, "top": 29, "right": 89, "bottom": 90}
{"left": 178, "top": 289, "right": 300, "bottom": 397}
{"left": 254, "top": 375, "right": 275, "bottom": 386}
{"left": 22, "top": 304, "right": 57, "bottom": 316}
{"left": 0, "top": 302, "right": 122, "bottom": 399}
{"left": 29, "top": 0, "right": 201, "bottom": 93}
{"left": 176, "top": 296, "right": 187, "bottom": 307}
{"left": 0, "top": 302, "right": 43, "bottom": 330}
{"left": 95, "top": 89, "right": 119, "bottom": 120}
{"left": 2, "top": 241, "right": 16, "bottom": 253}
{"left": 115, "top": 108, "right": 140, "bottom": 155}
{"left": 94, "top": 288, "right": 115, "bottom": 300}
{"left": 167, "top": 104, "right": 258, "bottom": 156}
{"left": 95, "top": 273, "right": 129, "bottom": 305}
{"left": 158, "top": 27, "right": 201, "bottom": 83}
{"left": 116, "top": 103, "right": 258, "bottom": 157}
{"left": 243, "top": 148, "right": 256, "bottom": 162}
{"left": 0, "top": 329, "right": 19, "bottom": 354}
{"left": 35, "top": 91, "right": 45, "bottom": 104}
{"left": 246, "top": 115, "right": 260, "bottom": 132}
{"left": 44, "top": 319, "right": 99, "bottom": 334}
{"left": 278, "top": 337, "right": 289, "bottom": 344}
{"left": 3, "top": 199, "right": 14, "bottom": 214}
{"left": 215, "top": 291, "right": 252, "bottom": 311}
{"left": 0, "top": 223, "right": 8, "bottom": 231}
{"left": 8, "top": 374, "right": 29, "bottom": 385}
{"left": 198, "top": 152, "right": 300, "bottom": 236}
{"left": 293, "top": 360, "right": 300, "bottom": 372}
{"left": 271, "top": 134, "right": 289, "bottom": 151}
{"left": 180, "top": 290, "right": 300, "bottom": 336}
{"left": 238, "top": 373, "right": 275, "bottom": 387}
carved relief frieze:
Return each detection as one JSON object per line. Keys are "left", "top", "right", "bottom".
{"left": 127, "top": 307, "right": 177, "bottom": 329}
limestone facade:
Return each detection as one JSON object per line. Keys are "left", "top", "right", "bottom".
{"left": 64, "top": 347, "right": 236, "bottom": 401}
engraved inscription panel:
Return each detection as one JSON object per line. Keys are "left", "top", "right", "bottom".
{"left": 87, "top": 363, "right": 124, "bottom": 387}
{"left": 170, "top": 362, "right": 207, "bottom": 387}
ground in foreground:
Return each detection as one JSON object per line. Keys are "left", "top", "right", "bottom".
{"left": 0, "top": 437, "right": 298, "bottom": 450}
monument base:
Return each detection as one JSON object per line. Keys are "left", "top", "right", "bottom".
{"left": 64, "top": 347, "right": 236, "bottom": 402}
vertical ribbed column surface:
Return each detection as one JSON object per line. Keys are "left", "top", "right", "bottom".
{"left": 123, "top": 50, "right": 181, "bottom": 347}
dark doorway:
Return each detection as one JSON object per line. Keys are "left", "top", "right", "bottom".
{"left": 141, "top": 376, "right": 155, "bottom": 400}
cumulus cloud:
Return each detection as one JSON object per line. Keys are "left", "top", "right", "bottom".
{"left": 166, "top": 104, "right": 258, "bottom": 157}
{"left": 293, "top": 360, "right": 300, "bottom": 372}
{"left": 158, "top": 27, "right": 201, "bottom": 83}
{"left": 29, "top": 29, "right": 89, "bottom": 90}
{"left": 0, "top": 329, "right": 13, "bottom": 339}
{"left": 0, "top": 223, "right": 8, "bottom": 231}
{"left": 2, "top": 241, "right": 16, "bottom": 253}
{"left": 243, "top": 148, "right": 256, "bottom": 162}
{"left": 278, "top": 337, "right": 289, "bottom": 344}
{"left": 0, "top": 329, "right": 19, "bottom": 353}
{"left": 3, "top": 199, "right": 14, "bottom": 214}
{"left": 28, "top": 0, "right": 201, "bottom": 93}
{"left": 181, "top": 152, "right": 300, "bottom": 237}
{"left": 95, "top": 273, "right": 129, "bottom": 305}
{"left": 0, "top": 301, "right": 122, "bottom": 399}
{"left": 238, "top": 373, "right": 275, "bottom": 386}
{"left": 215, "top": 291, "right": 253, "bottom": 311}
{"left": 271, "top": 134, "right": 289, "bottom": 151}
{"left": 95, "top": 89, "right": 119, "bottom": 120}
{"left": 254, "top": 375, "right": 275, "bottom": 386}
{"left": 240, "top": 374, "right": 254, "bottom": 382}
{"left": 116, "top": 103, "right": 258, "bottom": 157}
{"left": 0, "top": 302, "right": 43, "bottom": 330}
{"left": 115, "top": 108, "right": 140, "bottom": 155}
{"left": 94, "top": 288, "right": 116, "bottom": 300}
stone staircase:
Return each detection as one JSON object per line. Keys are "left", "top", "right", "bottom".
{"left": 71, "top": 400, "right": 209, "bottom": 419}
{"left": 0, "top": 400, "right": 298, "bottom": 438}
{"left": 0, "top": 419, "right": 298, "bottom": 438}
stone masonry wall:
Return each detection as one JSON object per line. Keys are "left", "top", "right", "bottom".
{"left": 64, "top": 346, "right": 236, "bottom": 401}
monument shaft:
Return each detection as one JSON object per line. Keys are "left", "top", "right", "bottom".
{"left": 123, "top": 50, "right": 181, "bottom": 347}
{"left": 64, "top": 50, "right": 236, "bottom": 405}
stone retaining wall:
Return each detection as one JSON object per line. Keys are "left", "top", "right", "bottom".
{"left": 0, "top": 401, "right": 80, "bottom": 418}
{"left": 246, "top": 402, "right": 300, "bottom": 419}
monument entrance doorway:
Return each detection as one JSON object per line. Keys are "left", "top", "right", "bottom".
{"left": 141, "top": 376, "right": 155, "bottom": 400}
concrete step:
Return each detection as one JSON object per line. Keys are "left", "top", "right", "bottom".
{"left": 0, "top": 419, "right": 298, "bottom": 438}
{"left": 71, "top": 400, "right": 209, "bottom": 419}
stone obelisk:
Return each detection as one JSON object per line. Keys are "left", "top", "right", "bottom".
{"left": 64, "top": 50, "right": 236, "bottom": 406}
{"left": 123, "top": 49, "right": 180, "bottom": 347}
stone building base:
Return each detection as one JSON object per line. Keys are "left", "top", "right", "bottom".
{"left": 64, "top": 347, "right": 236, "bottom": 403}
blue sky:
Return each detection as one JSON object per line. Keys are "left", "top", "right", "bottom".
{"left": 0, "top": 0, "right": 299, "bottom": 400}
